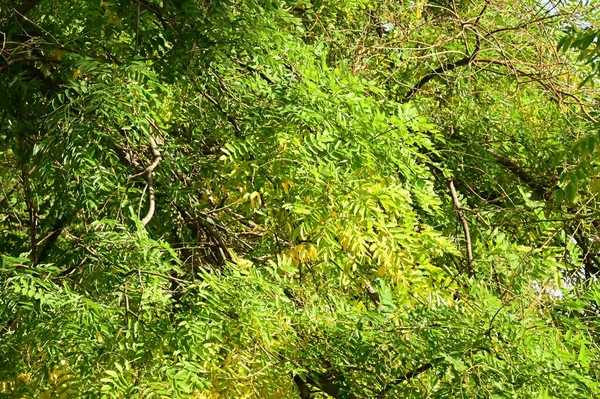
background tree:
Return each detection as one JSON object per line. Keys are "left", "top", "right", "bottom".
{"left": 2, "top": 0, "right": 600, "bottom": 398}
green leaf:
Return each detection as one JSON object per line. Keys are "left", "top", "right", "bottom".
{"left": 565, "top": 180, "right": 577, "bottom": 202}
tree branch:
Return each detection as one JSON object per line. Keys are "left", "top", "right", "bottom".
{"left": 402, "top": 1, "right": 489, "bottom": 103}
{"left": 402, "top": 55, "right": 472, "bottom": 103}
{"left": 37, "top": 214, "right": 70, "bottom": 264}
{"left": 486, "top": 148, "right": 547, "bottom": 198}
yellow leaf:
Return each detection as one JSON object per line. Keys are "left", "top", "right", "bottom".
{"left": 235, "top": 258, "right": 253, "bottom": 268}
{"left": 415, "top": 0, "right": 424, "bottom": 19}
{"left": 50, "top": 49, "right": 64, "bottom": 61}
{"left": 249, "top": 191, "right": 262, "bottom": 208}
{"left": 282, "top": 179, "right": 293, "bottom": 194}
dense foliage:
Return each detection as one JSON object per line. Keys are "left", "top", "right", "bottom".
{"left": 2, "top": 0, "right": 600, "bottom": 397}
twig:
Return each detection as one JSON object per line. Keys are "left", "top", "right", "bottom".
{"left": 57, "top": 256, "right": 89, "bottom": 278}
{"left": 14, "top": 0, "right": 42, "bottom": 22}
{"left": 20, "top": 155, "right": 38, "bottom": 264}
{"left": 365, "top": 281, "right": 380, "bottom": 306}
{"left": 124, "top": 282, "right": 130, "bottom": 325}
{"left": 134, "top": 0, "right": 141, "bottom": 57}
{"left": 377, "top": 362, "right": 434, "bottom": 398}
{"left": 140, "top": 131, "right": 161, "bottom": 227}
{"left": 123, "top": 269, "right": 187, "bottom": 285}
{"left": 449, "top": 179, "right": 473, "bottom": 276}
{"left": 471, "top": 58, "right": 598, "bottom": 123}
{"left": 199, "top": 215, "right": 233, "bottom": 263}
{"left": 196, "top": 84, "right": 242, "bottom": 135}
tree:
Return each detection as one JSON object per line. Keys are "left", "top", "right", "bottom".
{"left": 1, "top": 0, "right": 600, "bottom": 398}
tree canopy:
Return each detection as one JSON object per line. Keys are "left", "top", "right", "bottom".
{"left": 2, "top": 0, "right": 600, "bottom": 398}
